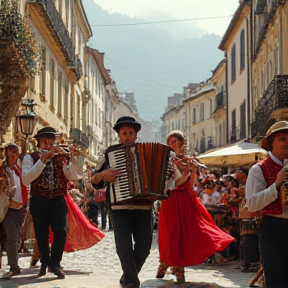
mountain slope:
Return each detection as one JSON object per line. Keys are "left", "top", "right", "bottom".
{"left": 82, "top": 0, "right": 224, "bottom": 120}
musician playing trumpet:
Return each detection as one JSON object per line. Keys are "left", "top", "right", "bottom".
{"left": 22, "top": 127, "right": 76, "bottom": 279}
{"left": 156, "top": 130, "right": 235, "bottom": 283}
{"left": 91, "top": 116, "right": 152, "bottom": 288}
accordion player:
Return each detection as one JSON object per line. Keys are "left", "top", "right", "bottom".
{"left": 106, "top": 142, "right": 173, "bottom": 205}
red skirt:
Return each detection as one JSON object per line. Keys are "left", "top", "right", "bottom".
{"left": 50, "top": 194, "right": 105, "bottom": 252}
{"left": 158, "top": 181, "right": 235, "bottom": 267}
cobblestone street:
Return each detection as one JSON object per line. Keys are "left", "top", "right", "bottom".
{"left": 0, "top": 230, "right": 259, "bottom": 288}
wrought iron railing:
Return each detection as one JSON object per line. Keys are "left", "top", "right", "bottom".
{"left": 213, "top": 91, "right": 226, "bottom": 114}
{"left": 251, "top": 75, "right": 288, "bottom": 138}
{"left": 28, "top": 0, "right": 75, "bottom": 64}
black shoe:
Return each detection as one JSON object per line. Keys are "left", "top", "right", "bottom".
{"left": 124, "top": 283, "right": 140, "bottom": 288}
{"left": 48, "top": 266, "right": 65, "bottom": 279}
{"left": 1, "top": 268, "right": 21, "bottom": 279}
{"left": 10, "top": 268, "right": 21, "bottom": 276}
{"left": 120, "top": 274, "right": 126, "bottom": 287}
{"left": 30, "top": 258, "right": 39, "bottom": 268}
{"left": 38, "top": 264, "right": 47, "bottom": 277}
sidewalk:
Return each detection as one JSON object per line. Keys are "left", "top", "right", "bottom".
{"left": 0, "top": 230, "right": 259, "bottom": 288}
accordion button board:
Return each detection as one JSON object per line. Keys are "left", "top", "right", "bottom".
{"left": 107, "top": 142, "right": 172, "bottom": 205}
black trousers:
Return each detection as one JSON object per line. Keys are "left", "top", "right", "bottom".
{"left": 97, "top": 201, "right": 107, "bottom": 229}
{"left": 111, "top": 209, "right": 153, "bottom": 286}
{"left": 258, "top": 215, "right": 288, "bottom": 288}
{"left": 30, "top": 195, "right": 68, "bottom": 268}
{"left": 241, "top": 233, "right": 260, "bottom": 267}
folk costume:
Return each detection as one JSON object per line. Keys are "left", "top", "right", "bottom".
{"left": 245, "top": 121, "right": 288, "bottom": 288}
{"left": 157, "top": 131, "right": 234, "bottom": 283}
{"left": 92, "top": 116, "right": 152, "bottom": 288}
{"left": 22, "top": 127, "right": 104, "bottom": 279}
{"left": 157, "top": 176, "right": 235, "bottom": 271}
{"left": 2, "top": 153, "right": 29, "bottom": 278}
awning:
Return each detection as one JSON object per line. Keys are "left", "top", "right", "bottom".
{"left": 198, "top": 142, "right": 267, "bottom": 168}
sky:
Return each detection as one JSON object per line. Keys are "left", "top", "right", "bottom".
{"left": 93, "top": 0, "right": 240, "bottom": 37}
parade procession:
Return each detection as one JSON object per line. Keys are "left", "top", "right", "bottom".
{"left": 1, "top": 0, "right": 288, "bottom": 288}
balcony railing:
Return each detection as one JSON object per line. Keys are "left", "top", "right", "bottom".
{"left": 251, "top": 75, "right": 288, "bottom": 138}
{"left": 213, "top": 91, "right": 226, "bottom": 114}
{"left": 70, "top": 128, "right": 89, "bottom": 149}
{"left": 67, "top": 58, "right": 83, "bottom": 81}
{"left": 28, "top": 0, "right": 75, "bottom": 64}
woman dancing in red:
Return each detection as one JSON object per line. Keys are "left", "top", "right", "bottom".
{"left": 156, "top": 130, "right": 235, "bottom": 284}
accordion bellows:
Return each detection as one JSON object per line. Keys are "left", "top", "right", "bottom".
{"left": 107, "top": 142, "right": 172, "bottom": 205}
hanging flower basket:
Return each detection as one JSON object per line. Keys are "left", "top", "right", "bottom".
{"left": 0, "top": 0, "right": 40, "bottom": 77}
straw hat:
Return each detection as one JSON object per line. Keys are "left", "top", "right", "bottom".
{"left": 260, "top": 121, "right": 288, "bottom": 151}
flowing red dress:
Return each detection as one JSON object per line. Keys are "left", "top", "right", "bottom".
{"left": 158, "top": 180, "right": 235, "bottom": 267}
{"left": 50, "top": 194, "right": 105, "bottom": 252}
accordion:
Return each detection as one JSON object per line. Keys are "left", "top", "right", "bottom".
{"left": 106, "top": 142, "right": 173, "bottom": 205}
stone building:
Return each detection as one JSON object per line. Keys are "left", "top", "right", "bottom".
{"left": 0, "top": 0, "right": 91, "bottom": 155}
{"left": 250, "top": 0, "right": 288, "bottom": 141}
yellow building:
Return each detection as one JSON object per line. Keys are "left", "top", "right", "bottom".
{"left": 210, "top": 59, "right": 227, "bottom": 148}
{"left": 184, "top": 83, "right": 215, "bottom": 155}
{"left": 250, "top": 0, "right": 288, "bottom": 141}
{"left": 219, "top": 1, "right": 251, "bottom": 144}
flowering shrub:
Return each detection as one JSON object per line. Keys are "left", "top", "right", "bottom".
{"left": 0, "top": 0, "right": 40, "bottom": 76}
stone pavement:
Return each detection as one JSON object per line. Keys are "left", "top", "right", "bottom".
{"left": 0, "top": 230, "right": 260, "bottom": 288}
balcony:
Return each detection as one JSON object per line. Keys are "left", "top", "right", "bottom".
{"left": 251, "top": 75, "right": 288, "bottom": 139}
{"left": 67, "top": 58, "right": 83, "bottom": 81}
{"left": 70, "top": 128, "right": 89, "bottom": 149}
{"left": 213, "top": 91, "right": 226, "bottom": 114}
{"left": 28, "top": 0, "right": 75, "bottom": 65}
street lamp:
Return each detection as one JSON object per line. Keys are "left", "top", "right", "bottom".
{"left": 16, "top": 99, "right": 38, "bottom": 139}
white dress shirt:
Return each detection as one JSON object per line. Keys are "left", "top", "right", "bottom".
{"left": 22, "top": 153, "right": 76, "bottom": 186}
{"left": 245, "top": 152, "right": 288, "bottom": 218}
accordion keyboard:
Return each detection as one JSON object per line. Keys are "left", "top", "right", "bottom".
{"left": 108, "top": 148, "right": 133, "bottom": 202}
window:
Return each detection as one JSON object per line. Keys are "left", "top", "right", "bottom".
{"left": 240, "top": 29, "right": 245, "bottom": 70}
{"left": 192, "top": 107, "right": 197, "bottom": 124}
{"left": 240, "top": 100, "right": 246, "bottom": 139}
{"left": 64, "top": 78, "right": 69, "bottom": 122}
{"left": 57, "top": 71, "right": 62, "bottom": 115}
{"left": 231, "top": 43, "right": 236, "bottom": 82}
{"left": 39, "top": 47, "right": 46, "bottom": 96}
{"left": 50, "top": 59, "right": 55, "bottom": 106}
{"left": 231, "top": 109, "right": 236, "bottom": 142}
{"left": 200, "top": 103, "right": 204, "bottom": 121}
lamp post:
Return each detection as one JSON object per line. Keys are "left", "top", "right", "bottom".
{"left": 16, "top": 99, "right": 38, "bottom": 140}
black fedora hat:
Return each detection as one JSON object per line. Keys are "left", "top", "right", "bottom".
{"left": 33, "top": 127, "right": 58, "bottom": 139}
{"left": 113, "top": 116, "right": 141, "bottom": 132}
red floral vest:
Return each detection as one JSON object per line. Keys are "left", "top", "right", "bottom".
{"left": 258, "top": 156, "right": 282, "bottom": 216}
{"left": 11, "top": 165, "right": 29, "bottom": 206}
{"left": 30, "top": 152, "right": 68, "bottom": 198}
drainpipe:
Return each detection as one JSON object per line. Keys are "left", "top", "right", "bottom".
{"left": 225, "top": 52, "right": 229, "bottom": 144}
{"left": 279, "top": 10, "right": 283, "bottom": 74}
{"left": 246, "top": 4, "right": 252, "bottom": 141}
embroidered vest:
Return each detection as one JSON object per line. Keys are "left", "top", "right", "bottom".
{"left": 30, "top": 152, "right": 68, "bottom": 198}
{"left": 259, "top": 156, "right": 282, "bottom": 216}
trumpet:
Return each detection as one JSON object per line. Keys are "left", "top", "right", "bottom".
{"left": 53, "top": 142, "right": 89, "bottom": 157}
